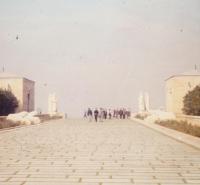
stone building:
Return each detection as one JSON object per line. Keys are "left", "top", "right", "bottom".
{"left": 0, "top": 72, "right": 35, "bottom": 112}
{"left": 166, "top": 70, "right": 200, "bottom": 115}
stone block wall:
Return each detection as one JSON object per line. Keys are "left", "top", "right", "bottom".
{"left": 0, "top": 77, "right": 35, "bottom": 113}
{"left": 166, "top": 76, "right": 200, "bottom": 114}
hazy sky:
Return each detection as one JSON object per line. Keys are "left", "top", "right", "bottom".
{"left": 1, "top": 0, "right": 200, "bottom": 116}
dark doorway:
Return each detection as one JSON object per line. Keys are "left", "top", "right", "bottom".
{"left": 27, "top": 93, "right": 30, "bottom": 112}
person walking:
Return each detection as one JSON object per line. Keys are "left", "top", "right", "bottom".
{"left": 99, "top": 108, "right": 104, "bottom": 122}
{"left": 108, "top": 109, "right": 112, "bottom": 119}
{"left": 87, "top": 108, "right": 93, "bottom": 122}
{"left": 94, "top": 108, "right": 99, "bottom": 122}
{"left": 104, "top": 109, "right": 107, "bottom": 120}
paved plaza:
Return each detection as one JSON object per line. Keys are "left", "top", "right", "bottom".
{"left": 0, "top": 119, "right": 200, "bottom": 185}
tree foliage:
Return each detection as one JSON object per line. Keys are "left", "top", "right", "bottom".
{"left": 183, "top": 85, "right": 200, "bottom": 116}
{"left": 0, "top": 89, "right": 18, "bottom": 116}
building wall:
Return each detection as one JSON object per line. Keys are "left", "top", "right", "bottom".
{"left": 0, "top": 78, "right": 23, "bottom": 112}
{"left": 166, "top": 76, "right": 200, "bottom": 114}
{"left": 23, "top": 78, "right": 35, "bottom": 112}
{"left": 0, "top": 77, "right": 35, "bottom": 112}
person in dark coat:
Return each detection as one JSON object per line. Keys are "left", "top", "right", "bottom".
{"left": 94, "top": 109, "right": 99, "bottom": 122}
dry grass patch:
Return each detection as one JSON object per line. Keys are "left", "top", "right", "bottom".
{"left": 0, "top": 120, "right": 20, "bottom": 129}
{"left": 155, "top": 120, "right": 200, "bottom": 138}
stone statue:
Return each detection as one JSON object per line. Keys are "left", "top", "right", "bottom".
{"left": 48, "top": 93, "right": 58, "bottom": 116}
{"left": 138, "top": 92, "right": 150, "bottom": 113}
{"left": 144, "top": 92, "right": 150, "bottom": 112}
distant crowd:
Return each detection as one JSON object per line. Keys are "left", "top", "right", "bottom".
{"left": 84, "top": 108, "right": 131, "bottom": 122}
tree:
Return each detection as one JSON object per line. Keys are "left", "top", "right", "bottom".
{"left": 183, "top": 85, "right": 200, "bottom": 116}
{"left": 0, "top": 89, "right": 18, "bottom": 116}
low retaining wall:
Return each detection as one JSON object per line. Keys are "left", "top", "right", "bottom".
{"left": 36, "top": 114, "right": 63, "bottom": 122}
{"left": 176, "top": 114, "right": 200, "bottom": 126}
{"left": 0, "top": 114, "right": 63, "bottom": 130}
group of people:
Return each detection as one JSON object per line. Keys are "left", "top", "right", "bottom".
{"left": 84, "top": 108, "right": 131, "bottom": 122}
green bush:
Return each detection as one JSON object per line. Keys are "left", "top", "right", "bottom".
{"left": 0, "top": 89, "right": 18, "bottom": 116}
{"left": 183, "top": 85, "right": 200, "bottom": 116}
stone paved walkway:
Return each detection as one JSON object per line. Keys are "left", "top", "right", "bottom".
{"left": 0, "top": 119, "right": 200, "bottom": 185}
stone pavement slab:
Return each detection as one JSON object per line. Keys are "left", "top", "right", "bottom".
{"left": 0, "top": 119, "right": 200, "bottom": 185}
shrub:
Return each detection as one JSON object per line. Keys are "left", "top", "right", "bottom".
{"left": 183, "top": 85, "right": 200, "bottom": 116}
{"left": 0, "top": 89, "right": 18, "bottom": 116}
{"left": 135, "top": 113, "right": 148, "bottom": 120}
